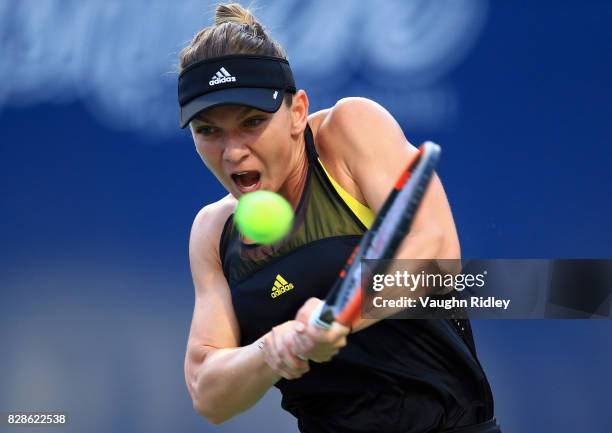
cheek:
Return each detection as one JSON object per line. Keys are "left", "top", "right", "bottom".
{"left": 261, "top": 134, "right": 292, "bottom": 176}
{"left": 194, "top": 140, "right": 221, "bottom": 171}
{"left": 264, "top": 120, "right": 293, "bottom": 162}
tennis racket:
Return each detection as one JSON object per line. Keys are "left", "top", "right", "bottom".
{"left": 308, "top": 141, "right": 442, "bottom": 329}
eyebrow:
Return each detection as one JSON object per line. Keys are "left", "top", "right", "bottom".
{"left": 196, "top": 107, "right": 257, "bottom": 124}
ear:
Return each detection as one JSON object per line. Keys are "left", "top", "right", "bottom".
{"left": 289, "top": 90, "right": 309, "bottom": 136}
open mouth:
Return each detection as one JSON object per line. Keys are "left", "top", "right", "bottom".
{"left": 231, "top": 171, "right": 262, "bottom": 193}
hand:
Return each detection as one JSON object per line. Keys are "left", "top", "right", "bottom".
{"left": 261, "top": 320, "right": 310, "bottom": 380}
{"left": 292, "top": 297, "right": 350, "bottom": 363}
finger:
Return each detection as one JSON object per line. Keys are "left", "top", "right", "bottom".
{"left": 279, "top": 330, "right": 301, "bottom": 370}
{"left": 295, "top": 359, "right": 310, "bottom": 374}
{"left": 263, "top": 328, "right": 308, "bottom": 379}
{"left": 277, "top": 368, "right": 299, "bottom": 380}
{"left": 268, "top": 328, "right": 293, "bottom": 374}
{"left": 292, "top": 329, "right": 311, "bottom": 360}
{"left": 294, "top": 321, "right": 306, "bottom": 333}
{"left": 329, "top": 322, "right": 351, "bottom": 337}
{"left": 315, "top": 349, "right": 339, "bottom": 364}
{"left": 303, "top": 322, "right": 327, "bottom": 341}
{"left": 325, "top": 332, "right": 347, "bottom": 348}
{"left": 275, "top": 327, "right": 309, "bottom": 376}
{"left": 293, "top": 330, "right": 314, "bottom": 355}
{"left": 277, "top": 354, "right": 308, "bottom": 379}
{"left": 272, "top": 327, "right": 296, "bottom": 371}
{"left": 261, "top": 332, "right": 281, "bottom": 373}
{"left": 288, "top": 355, "right": 309, "bottom": 373}
{"left": 283, "top": 327, "right": 300, "bottom": 354}
{"left": 268, "top": 351, "right": 300, "bottom": 379}
{"left": 284, "top": 346, "right": 310, "bottom": 372}
{"left": 312, "top": 323, "right": 349, "bottom": 345}
{"left": 296, "top": 297, "right": 322, "bottom": 324}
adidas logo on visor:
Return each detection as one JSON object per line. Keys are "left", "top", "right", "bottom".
{"left": 209, "top": 67, "right": 237, "bottom": 86}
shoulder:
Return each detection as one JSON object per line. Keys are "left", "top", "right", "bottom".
{"left": 312, "top": 97, "right": 411, "bottom": 161}
{"left": 190, "top": 194, "right": 237, "bottom": 264}
{"left": 318, "top": 97, "right": 401, "bottom": 139}
{"left": 309, "top": 97, "right": 418, "bottom": 211}
{"left": 192, "top": 194, "right": 237, "bottom": 230}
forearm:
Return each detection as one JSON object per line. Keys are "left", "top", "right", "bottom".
{"left": 191, "top": 335, "right": 279, "bottom": 423}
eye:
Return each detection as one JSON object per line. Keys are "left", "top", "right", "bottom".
{"left": 196, "top": 125, "right": 219, "bottom": 136}
{"left": 243, "top": 117, "right": 267, "bottom": 128}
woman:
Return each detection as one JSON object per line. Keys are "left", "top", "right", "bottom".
{"left": 179, "top": 4, "right": 499, "bottom": 433}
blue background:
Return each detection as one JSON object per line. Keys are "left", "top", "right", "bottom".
{"left": 1, "top": 1, "right": 610, "bottom": 432}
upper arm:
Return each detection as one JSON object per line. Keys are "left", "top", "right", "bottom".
{"left": 185, "top": 197, "right": 239, "bottom": 395}
{"left": 320, "top": 97, "right": 460, "bottom": 257}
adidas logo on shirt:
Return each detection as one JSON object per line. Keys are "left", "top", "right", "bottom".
{"left": 271, "top": 274, "right": 294, "bottom": 298}
{"left": 209, "top": 67, "right": 237, "bottom": 86}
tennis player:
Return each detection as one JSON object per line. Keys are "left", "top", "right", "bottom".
{"left": 180, "top": 4, "right": 499, "bottom": 432}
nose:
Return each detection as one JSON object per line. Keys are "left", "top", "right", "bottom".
{"left": 222, "top": 133, "right": 250, "bottom": 165}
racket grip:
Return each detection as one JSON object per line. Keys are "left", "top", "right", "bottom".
{"left": 307, "top": 300, "right": 333, "bottom": 330}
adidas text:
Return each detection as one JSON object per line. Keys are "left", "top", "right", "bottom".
{"left": 271, "top": 283, "right": 294, "bottom": 298}
{"left": 209, "top": 76, "right": 236, "bottom": 86}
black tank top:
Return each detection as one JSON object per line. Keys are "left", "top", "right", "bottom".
{"left": 220, "top": 124, "right": 494, "bottom": 433}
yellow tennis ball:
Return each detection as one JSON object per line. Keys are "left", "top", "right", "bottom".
{"left": 234, "top": 191, "right": 294, "bottom": 244}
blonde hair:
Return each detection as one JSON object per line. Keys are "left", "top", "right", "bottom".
{"left": 179, "top": 3, "right": 287, "bottom": 71}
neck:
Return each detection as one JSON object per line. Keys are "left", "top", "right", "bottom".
{"left": 277, "top": 133, "right": 308, "bottom": 210}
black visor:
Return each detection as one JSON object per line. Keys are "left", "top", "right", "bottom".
{"left": 178, "top": 55, "right": 296, "bottom": 128}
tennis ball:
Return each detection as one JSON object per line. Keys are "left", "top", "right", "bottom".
{"left": 234, "top": 191, "right": 294, "bottom": 244}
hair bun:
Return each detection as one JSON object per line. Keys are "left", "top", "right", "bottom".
{"left": 179, "top": 2, "right": 286, "bottom": 72}
{"left": 215, "top": 3, "right": 258, "bottom": 27}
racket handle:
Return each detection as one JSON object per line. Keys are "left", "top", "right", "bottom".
{"left": 307, "top": 300, "right": 333, "bottom": 330}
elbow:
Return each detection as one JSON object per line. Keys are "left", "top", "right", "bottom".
{"left": 192, "top": 398, "right": 229, "bottom": 425}
{"left": 188, "top": 375, "right": 233, "bottom": 425}
{"left": 185, "top": 348, "right": 247, "bottom": 425}
{"left": 441, "top": 228, "right": 461, "bottom": 261}
{"left": 186, "top": 351, "right": 230, "bottom": 424}
{"left": 423, "top": 225, "right": 446, "bottom": 258}
{"left": 432, "top": 224, "right": 460, "bottom": 260}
